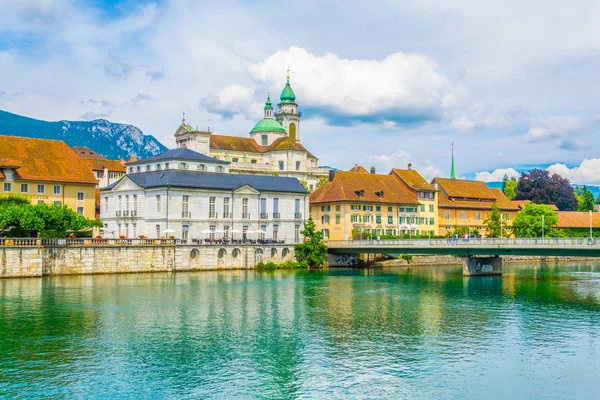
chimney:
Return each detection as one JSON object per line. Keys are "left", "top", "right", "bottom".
{"left": 407, "top": 163, "right": 412, "bottom": 170}
{"left": 328, "top": 169, "right": 335, "bottom": 182}
{"left": 370, "top": 166, "right": 376, "bottom": 174}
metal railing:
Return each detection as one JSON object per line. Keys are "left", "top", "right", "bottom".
{"left": 0, "top": 238, "right": 298, "bottom": 247}
{"left": 260, "top": 213, "right": 268, "bottom": 219}
{"left": 295, "top": 213, "right": 302, "bottom": 219}
{"left": 327, "top": 238, "right": 596, "bottom": 247}
{"left": 182, "top": 211, "right": 192, "bottom": 218}
{"left": 273, "top": 213, "right": 281, "bottom": 219}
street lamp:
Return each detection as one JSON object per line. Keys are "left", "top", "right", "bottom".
{"left": 542, "top": 215, "right": 545, "bottom": 239}
{"left": 500, "top": 221, "right": 503, "bottom": 240}
{"left": 590, "top": 210, "right": 593, "bottom": 240}
{"left": 468, "top": 218, "right": 471, "bottom": 236}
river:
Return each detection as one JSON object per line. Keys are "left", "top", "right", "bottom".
{"left": 1, "top": 263, "right": 599, "bottom": 399}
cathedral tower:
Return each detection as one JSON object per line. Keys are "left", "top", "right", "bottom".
{"left": 275, "top": 73, "right": 302, "bottom": 142}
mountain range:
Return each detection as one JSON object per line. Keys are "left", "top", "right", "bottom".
{"left": 0, "top": 110, "right": 167, "bottom": 160}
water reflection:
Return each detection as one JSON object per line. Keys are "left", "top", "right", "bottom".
{"left": 1, "top": 263, "right": 599, "bottom": 399}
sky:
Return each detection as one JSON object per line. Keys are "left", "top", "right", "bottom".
{"left": 2, "top": 0, "right": 600, "bottom": 184}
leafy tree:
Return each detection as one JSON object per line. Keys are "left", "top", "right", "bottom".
{"left": 0, "top": 194, "right": 30, "bottom": 207}
{"left": 596, "top": 194, "right": 600, "bottom": 205}
{"left": 299, "top": 179, "right": 310, "bottom": 192}
{"left": 483, "top": 202, "right": 503, "bottom": 237}
{"left": 294, "top": 217, "right": 328, "bottom": 268}
{"left": 514, "top": 169, "right": 577, "bottom": 211}
{"left": 574, "top": 185, "right": 595, "bottom": 212}
{"left": 502, "top": 174, "right": 509, "bottom": 193}
{"left": 504, "top": 178, "right": 517, "bottom": 200}
{"left": 315, "top": 176, "right": 328, "bottom": 191}
{"left": 511, "top": 203, "right": 561, "bottom": 238}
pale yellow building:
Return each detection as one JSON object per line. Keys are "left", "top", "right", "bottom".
{"left": 0, "top": 135, "right": 97, "bottom": 219}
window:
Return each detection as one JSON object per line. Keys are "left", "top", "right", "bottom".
{"left": 165, "top": 163, "right": 169, "bottom": 169}
{"left": 260, "top": 198, "right": 267, "bottom": 218}
{"left": 209, "top": 197, "right": 216, "bottom": 218}
{"left": 146, "top": 165, "right": 151, "bottom": 171}
{"left": 295, "top": 225, "right": 300, "bottom": 243}
{"left": 223, "top": 197, "right": 230, "bottom": 218}
{"left": 273, "top": 198, "right": 279, "bottom": 218}
{"left": 376, "top": 206, "right": 381, "bottom": 212}
{"left": 322, "top": 215, "right": 330, "bottom": 224}
{"left": 3, "top": 182, "right": 11, "bottom": 192}
{"left": 399, "top": 217, "right": 404, "bottom": 224}
{"left": 156, "top": 224, "right": 161, "bottom": 238}
{"left": 505, "top": 213, "right": 510, "bottom": 222}
{"left": 216, "top": 166, "right": 224, "bottom": 172}
{"left": 37, "top": 184, "right": 45, "bottom": 194}
{"left": 376, "top": 216, "right": 381, "bottom": 224}
{"left": 251, "top": 159, "right": 257, "bottom": 164}
{"left": 156, "top": 195, "right": 161, "bottom": 213}
{"left": 130, "top": 167, "right": 135, "bottom": 173}
{"left": 133, "top": 195, "right": 137, "bottom": 213}
{"left": 224, "top": 225, "right": 230, "bottom": 239}
{"left": 279, "top": 161, "right": 284, "bottom": 170}
{"left": 77, "top": 207, "right": 84, "bottom": 215}
{"left": 104, "top": 197, "right": 109, "bottom": 214}
{"left": 336, "top": 205, "right": 341, "bottom": 212}
{"left": 351, "top": 215, "right": 359, "bottom": 223}
{"left": 38, "top": 200, "right": 45, "bottom": 204}
{"left": 242, "top": 198, "right": 249, "bottom": 218}
{"left": 364, "top": 215, "right": 372, "bottom": 223}
{"left": 296, "top": 161, "right": 301, "bottom": 170}
{"left": 322, "top": 205, "right": 330, "bottom": 212}
{"left": 429, "top": 204, "right": 434, "bottom": 213}
{"left": 420, "top": 204, "right": 425, "bottom": 212}
{"left": 295, "top": 198, "right": 301, "bottom": 218}
{"left": 118, "top": 195, "right": 122, "bottom": 213}
{"left": 351, "top": 205, "right": 360, "bottom": 211}
{"left": 156, "top": 164, "right": 162, "bottom": 170}
{"left": 232, "top": 158, "right": 238, "bottom": 163}
{"left": 54, "top": 201, "right": 61, "bottom": 206}
{"left": 363, "top": 205, "right": 373, "bottom": 211}
{"left": 182, "top": 195, "right": 190, "bottom": 217}
{"left": 125, "top": 223, "right": 129, "bottom": 237}
{"left": 336, "top": 215, "right": 341, "bottom": 224}
{"left": 309, "top": 184, "right": 314, "bottom": 191}
{"left": 419, "top": 192, "right": 425, "bottom": 199}
{"left": 273, "top": 225, "right": 279, "bottom": 241}
{"left": 388, "top": 206, "right": 393, "bottom": 212}
{"left": 445, "top": 211, "right": 450, "bottom": 220}
{"left": 460, "top": 212, "right": 466, "bottom": 221}
{"left": 179, "top": 162, "right": 188, "bottom": 169}
{"left": 323, "top": 229, "right": 330, "bottom": 238}
{"left": 429, "top": 218, "right": 435, "bottom": 225}
{"left": 476, "top": 212, "right": 481, "bottom": 221}
{"left": 77, "top": 192, "right": 84, "bottom": 201}
{"left": 388, "top": 216, "right": 393, "bottom": 224}
{"left": 262, "top": 135, "right": 268, "bottom": 146}
{"left": 125, "top": 195, "right": 130, "bottom": 212}
{"left": 20, "top": 183, "right": 28, "bottom": 193}
{"left": 136, "top": 166, "right": 141, "bottom": 172}
{"left": 182, "top": 225, "right": 189, "bottom": 241}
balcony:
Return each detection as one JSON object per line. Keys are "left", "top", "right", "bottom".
{"left": 295, "top": 213, "right": 302, "bottom": 219}
{"left": 182, "top": 212, "right": 191, "bottom": 218}
{"left": 123, "top": 210, "right": 129, "bottom": 217}
{"left": 116, "top": 211, "right": 121, "bottom": 217}
{"left": 273, "top": 212, "right": 281, "bottom": 219}
{"left": 209, "top": 212, "right": 218, "bottom": 219}
{"left": 260, "top": 213, "right": 268, "bottom": 219}
{"left": 242, "top": 213, "right": 250, "bottom": 219}
{"left": 131, "top": 210, "right": 137, "bottom": 217}
{"left": 223, "top": 212, "right": 230, "bottom": 219}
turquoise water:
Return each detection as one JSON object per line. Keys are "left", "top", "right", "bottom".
{"left": 1, "top": 263, "right": 600, "bottom": 399}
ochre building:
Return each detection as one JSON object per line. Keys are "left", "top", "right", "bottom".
{"left": 0, "top": 135, "right": 97, "bottom": 219}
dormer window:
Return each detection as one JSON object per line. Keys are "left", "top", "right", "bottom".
{"left": 179, "top": 162, "right": 188, "bottom": 169}
{"left": 216, "top": 165, "right": 225, "bottom": 172}
{"left": 156, "top": 164, "right": 162, "bottom": 170}
{"left": 136, "top": 166, "right": 141, "bottom": 172}
{"left": 197, "top": 164, "right": 206, "bottom": 171}
{"left": 129, "top": 167, "right": 134, "bottom": 173}
{"left": 165, "top": 163, "right": 169, "bottom": 169}
{"left": 354, "top": 189, "right": 365, "bottom": 198}
{"left": 375, "top": 190, "right": 384, "bottom": 198}
{"left": 145, "top": 165, "right": 151, "bottom": 171}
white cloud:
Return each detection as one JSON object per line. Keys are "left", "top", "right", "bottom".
{"left": 522, "top": 115, "right": 587, "bottom": 143}
{"left": 547, "top": 159, "right": 600, "bottom": 185}
{"left": 370, "top": 151, "right": 444, "bottom": 181}
{"left": 204, "top": 46, "right": 468, "bottom": 126}
{"left": 474, "top": 168, "right": 520, "bottom": 182}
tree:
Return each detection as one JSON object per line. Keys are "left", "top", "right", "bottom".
{"left": 315, "top": 176, "right": 328, "bottom": 191}
{"left": 504, "top": 178, "right": 517, "bottom": 200}
{"left": 483, "top": 202, "right": 503, "bottom": 237}
{"left": 502, "top": 174, "right": 509, "bottom": 193}
{"left": 299, "top": 179, "right": 310, "bottom": 192}
{"left": 294, "top": 217, "right": 328, "bottom": 268}
{"left": 596, "top": 194, "right": 600, "bottom": 205}
{"left": 511, "top": 203, "right": 561, "bottom": 238}
{"left": 514, "top": 169, "right": 577, "bottom": 211}
{"left": 574, "top": 185, "right": 595, "bottom": 212}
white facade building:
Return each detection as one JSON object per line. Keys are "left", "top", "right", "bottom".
{"left": 100, "top": 148, "right": 309, "bottom": 243}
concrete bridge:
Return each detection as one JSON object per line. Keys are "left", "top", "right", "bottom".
{"left": 327, "top": 238, "right": 600, "bottom": 276}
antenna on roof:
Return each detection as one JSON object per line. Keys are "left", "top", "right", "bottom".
{"left": 182, "top": 111, "right": 186, "bottom": 125}
{"left": 208, "top": 126, "right": 210, "bottom": 132}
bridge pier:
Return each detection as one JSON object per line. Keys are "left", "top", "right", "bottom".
{"left": 463, "top": 256, "right": 502, "bottom": 276}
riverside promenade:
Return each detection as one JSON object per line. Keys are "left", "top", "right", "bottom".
{"left": 0, "top": 238, "right": 298, "bottom": 278}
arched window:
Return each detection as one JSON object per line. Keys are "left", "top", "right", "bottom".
{"left": 232, "top": 248, "right": 241, "bottom": 259}
{"left": 271, "top": 248, "right": 277, "bottom": 258}
{"left": 190, "top": 249, "right": 199, "bottom": 260}
{"left": 218, "top": 248, "right": 226, "bottom": 259}
{"left": 282, "top": 248, "right": 289, "bottom": 258}
{"left": 289, "top": 123, "right": 297, "bottom": 141}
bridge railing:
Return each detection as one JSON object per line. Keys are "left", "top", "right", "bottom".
{"left": 327, "top": 238, "right": 595, "bottom": 247}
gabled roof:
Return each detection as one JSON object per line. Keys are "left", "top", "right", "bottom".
{"left": 73, "top": 146, "right": 106, "bottom": 160}
{"left": 310, "top": 171, "right": 418, "bottom": 205}
{"left": 102, "top": 170, "right": 308, "bottom": 194}
{"left": 0, "top": 135, "right": 97, "bottom": 184}
{"left": 127, "top": 148, "right": 229, "bottom": 165}
{"left": 266, "top": 137, "right": 315, "bottom": 157}
{"left": 436, "top": 183, "right": 518, "bottom": 211}
{"left": 556, "top": 211, "right": 600, "bottom": 228}
{"left": 210, "top": 135, "right": 316, "bottom": 157}
{"left": 391, "top": 169, "right": 435, "bottom": 191}
{"left": 349, "top": 165, "right": 369, "bottom": 174}
{"left": 434, "top": 177, "right": 497, "bottom": 200}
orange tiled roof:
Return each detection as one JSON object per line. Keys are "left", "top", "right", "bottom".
{"left": 391, "top": 169, "right": 435, "bottom": 190}
{"left": 437, "top": 184, "right": 518, "bottom": 211}
{"left": 128, "top": 155, "right": 138, "bottom": 162}
{"left": 511, "top": 200, "right": 559, "bottom": 211}
{"left": 310, "top": 171, "right": 418, "bottom": 205}
{"left": 349, "top": 165, "right": 369, "bottom": 173}
{"left": 265, "top": 137, "right": 315, "bottom": 157}
{"left": 210, "top": 134, "right": 316, "bottom": 157}
{"left": 556, "top": 211, "right": 600, "bottom": 228}
{"left": 73, "top": 146, "right": 107, "bottom": 160}
{"left": 83, "top": 158, "right": 126, "bottom": 172}
{"left": 435, "top": 177, "right": 498, "bottom": 200}
{"left": 0, "top": 135, "right": 97, "bottom": 184}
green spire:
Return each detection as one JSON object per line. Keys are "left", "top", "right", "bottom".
{"left": 265, "top": 93, "right": 273, "bottom": 110}
{"left": 450, "top": 142, "right": 456, "bottom": 179}
{"left": 279, "top": 73, "right": 296, "bottom": 104}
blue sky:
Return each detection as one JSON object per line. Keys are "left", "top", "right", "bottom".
{"left": 2, "top": 0, "right": 600, "bottom": 183}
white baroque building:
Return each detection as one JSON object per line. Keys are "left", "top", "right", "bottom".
{"left": 174, "top": 76, "right": 330, "bottom": 191}
{"left": 100, "top": 147, "right": 309, "bottom": 242}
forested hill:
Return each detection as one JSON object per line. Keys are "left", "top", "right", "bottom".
{"left": 0, "top": 110, "right": 167, "bottom": 160}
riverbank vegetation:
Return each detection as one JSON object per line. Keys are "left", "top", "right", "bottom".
{"left": 294, "top": 217, "right": 328, "bottom": 268}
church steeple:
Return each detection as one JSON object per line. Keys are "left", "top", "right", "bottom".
{"left": 276, "top": 70, "right": 301, "bottom": 142}
{"left": 264, "top": 93, "right": 273, "bottom": 118}
{"left": 450, "top": 142, "right": 456, "bottom": 179}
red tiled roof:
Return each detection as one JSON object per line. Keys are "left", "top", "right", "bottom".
{"left": 556, "top": 211, "right": 600, "bottom": 228}
{"left": 310, "top": 171, "right": 418, "bottom": 205}
{"left": 0, "top": 135, "right": 97, "bottom": 184}
{"left": 391, "top": 169, "right": 435, "bottom": 190}
{"left": 436, "top": 182, "right": 518, "bottom": 211}
{"left": 83, "top": 158, "right": 126, "bottom": 172}
{"left": 435, "top": 177, "right": 497, "bottom": 200}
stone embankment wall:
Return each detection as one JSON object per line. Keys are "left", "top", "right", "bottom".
{"left": 0, "top": 244, "right": 296, "bottom": 278}
{"left": 374, "top": 255, "right": 600, "bottom": 267}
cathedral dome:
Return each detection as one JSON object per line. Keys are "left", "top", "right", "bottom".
{"left": 279, "top": 77, "right": 296, "bottom": 104}
{"left": 250, "top": 118, "right": 287, "bottom": 134}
